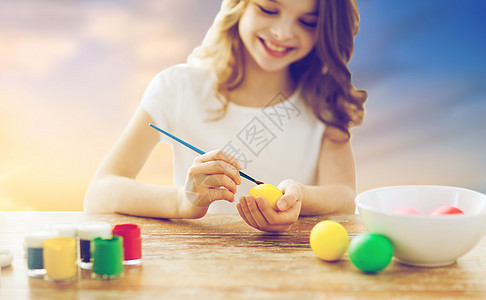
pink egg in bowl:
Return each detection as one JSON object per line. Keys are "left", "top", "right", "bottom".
{"left": 355, "top": 185, "right": 486, "bottom": 267}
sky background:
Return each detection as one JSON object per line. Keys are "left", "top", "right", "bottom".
{"left": 1, "top": 0, "right": 485, "bottom": 211}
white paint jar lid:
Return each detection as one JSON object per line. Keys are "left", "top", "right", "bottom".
{"left": 0, "top": 249, "right": 13, "bottom": 267}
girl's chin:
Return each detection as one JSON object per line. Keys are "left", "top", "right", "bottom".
{"left": 253, "top": 59, "right": 290, "bottom": 73}
{"left": 260, "top": 67, "right": 287, "bottom": 73}
{"left": 243, "top": 45, "right": 295, "bottom": 73}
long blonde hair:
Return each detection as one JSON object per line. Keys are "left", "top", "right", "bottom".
{"left": 188, "top": 0, "right": 367, "bottom": 140}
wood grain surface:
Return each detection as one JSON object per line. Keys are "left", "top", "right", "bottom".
{"left": 0, "top": 212, "right": 485, "bottom": 299}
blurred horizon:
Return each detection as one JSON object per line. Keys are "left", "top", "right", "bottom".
{"left": 1, "top": 0, "right": 485, "bottom": 211}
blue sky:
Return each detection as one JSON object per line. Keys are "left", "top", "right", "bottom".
{"left": 350, "top": 0, "right": 486, "bottom": 193}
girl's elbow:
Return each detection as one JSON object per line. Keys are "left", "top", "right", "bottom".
{"left": 343, "top": 201, "right": 356, "bottom": 214}
{"left": 342, "top": 185, "right": 357, "bottom": 213}
{"left": 84, "top": 183, "right": 114, "bottom": 213}
{"left": 83, "top": 192, "right": 101, "bottom": 213}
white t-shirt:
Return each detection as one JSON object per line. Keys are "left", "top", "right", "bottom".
{"left": 140, "top": 64, "right": 325, "bottom": 213}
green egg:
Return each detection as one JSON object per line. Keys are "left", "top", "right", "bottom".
{"left": 349, "top": 233, "right": 394, "bottom": 273}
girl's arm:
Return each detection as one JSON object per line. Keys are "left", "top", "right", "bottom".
{"left": 84, "top": 108, "right": 207, "bottom": 219}
{"left": 299, "top": 127, "right": 357, "bottom": 215}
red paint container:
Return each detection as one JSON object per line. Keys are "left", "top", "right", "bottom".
{"left": 113, "top": 224, "right": 142, "bottom": 266}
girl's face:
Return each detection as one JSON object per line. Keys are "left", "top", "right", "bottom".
{"left": 238, "top": 0, "right": 318, "bottom": 73}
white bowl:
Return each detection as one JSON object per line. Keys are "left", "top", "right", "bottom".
{"left": 355, "top": 185, "right": 486, "bottom": 267}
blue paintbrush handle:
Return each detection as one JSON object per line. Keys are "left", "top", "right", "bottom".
{"left": 149, "top": 123, "right": 262, "bottom": 185}
{"left": 150, "top": 123, "right": 205, "bottom": 155}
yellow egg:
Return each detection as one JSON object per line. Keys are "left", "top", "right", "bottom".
{"left": 310, "top": 220, "right": 349, "bottom": 261}
{"left": 248, "top": 184, "right": 283, "bottom": 209}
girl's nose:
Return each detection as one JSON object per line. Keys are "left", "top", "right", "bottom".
{"left": 270, "top": 18, "right": 294, "bottom": 42}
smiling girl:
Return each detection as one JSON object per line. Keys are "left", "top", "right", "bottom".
{"left": 85, "top": 0, "right": 367, "bottom": 232}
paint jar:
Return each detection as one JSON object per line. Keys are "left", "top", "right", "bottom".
{"left": 76, "top": 221, "right": 112, "bottom": 269}
{"left": 47, "top": 223, "right": 77, "bottom": 238}
{"left": 113, "top": 224, "right": 142, "bottom": 266}
{"left": 92, "top": 236, "right": 124, "bottom": 280}
{"left": 43, "top": 237, "right": 77, "bottom": 281}
{"left": 24, "top": 230, "right": 58, "bottom": 278}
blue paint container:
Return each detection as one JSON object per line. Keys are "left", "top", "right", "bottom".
{"left": 24, "top": 230, "right": 59, "bottom": 278}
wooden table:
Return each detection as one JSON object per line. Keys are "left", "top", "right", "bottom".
{"left": 0, "top": 212, "right": 485, "bottom": 299}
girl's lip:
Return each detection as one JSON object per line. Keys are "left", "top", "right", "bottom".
{"left": 258, "top": 38, "right": 294, "bottom": 58}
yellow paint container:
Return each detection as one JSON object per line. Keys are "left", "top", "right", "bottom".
{"left": 43, "top": 237, "right": 77, "bottom": 281}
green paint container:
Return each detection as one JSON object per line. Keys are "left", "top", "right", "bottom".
{"left": 92, "top": 236, "right": 124, "bottom": 279}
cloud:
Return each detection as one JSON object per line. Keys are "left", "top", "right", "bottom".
{"left": 0, "top": 0, "right": 219, "bottom": 211}
{"left": 0, "top": 31, "right": 78, "bottom": 78}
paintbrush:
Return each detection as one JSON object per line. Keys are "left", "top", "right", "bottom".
{"left": 149, "top": 123, "right": 264, "bottom": 185}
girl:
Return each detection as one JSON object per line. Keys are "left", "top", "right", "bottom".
{"left": 85, "top": 0, "right": 367, "bottom": 232}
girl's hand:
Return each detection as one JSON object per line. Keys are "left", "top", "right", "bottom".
{"left": 237, "top": 179, "right": 303, "bottom": 232}
{"left": 183, "top": 150, "right": 242, "bottom": 216}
